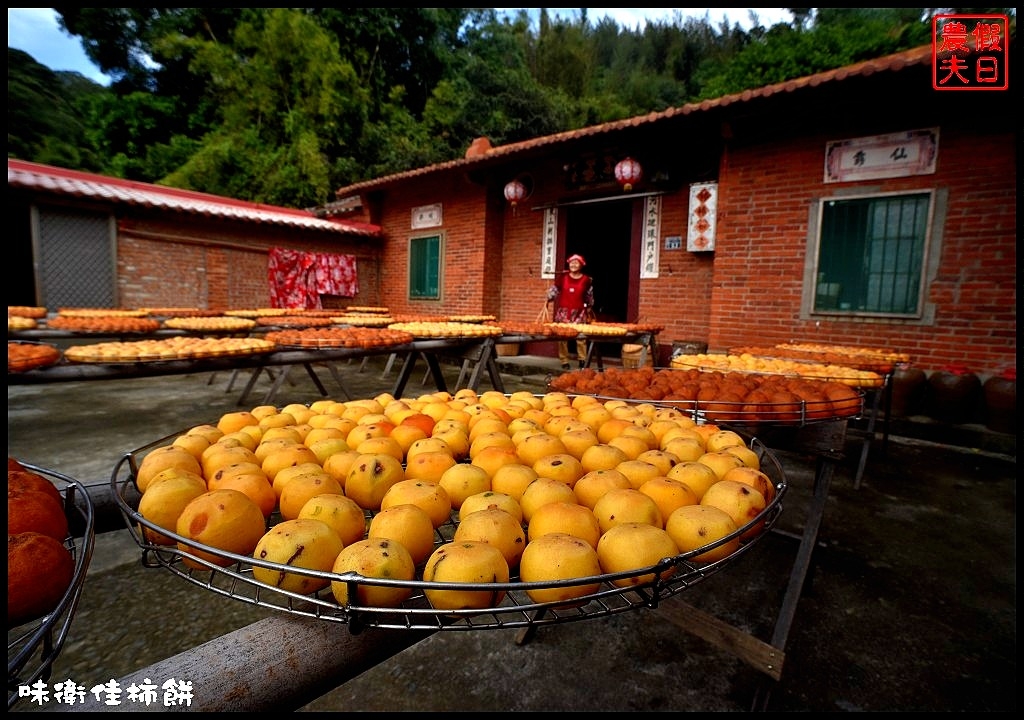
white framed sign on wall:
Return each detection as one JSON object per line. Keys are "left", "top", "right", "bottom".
{"left": 411, "top": 203, "right": 442, "bottom": 229}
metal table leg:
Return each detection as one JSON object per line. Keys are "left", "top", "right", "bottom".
{"left": 392, "top": 351, "right": 448, "bottom": 398}
{"left": 236, "top": 366, "right": 269, "bottom": 406}
{"left": 654, "top": 421, "right": 847, "bottom": 711}
{"left": 583, "top": 339, "right": 602, "bottom": 371}
{"left": 322, "top": 363, "right": 353, "bottom": 400}
{"left": 751, "top": 451, "right": 836, "bottom": 710}
{"left": 455, "top": 358, "right": 472, "bottom": 389}
{"left": 853, "top": 382, "right": 885, "bottom": 490}
{"left": 421, "top": 353, "right": 448, "bottom": 393}
{"left": 261, "top": 365, "right": 296, "bottom": 405}
{"left": 381, "top": 352, "right": 399, "bottom": 378}
{"left": 302, "top": 363, "right": 328, "bottom": 396}
{"left": 464, "top": 339, "right": 504, "bottom": 393}
{"left": 484, "top": 352, "right": 506, "bottom": 393}
{"left": 881, "top": 372, "right": 894, "bottom": 457}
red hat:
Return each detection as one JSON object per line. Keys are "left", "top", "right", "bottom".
{"left": 566, "top": 254, "right": 586, "bottom": 266}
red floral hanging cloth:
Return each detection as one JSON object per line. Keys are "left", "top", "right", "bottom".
{"left": 268, "top": 248, "right": 357, "bottom": 308}
{"left": 313, "top": 251, "right": 358, "bottom": 299}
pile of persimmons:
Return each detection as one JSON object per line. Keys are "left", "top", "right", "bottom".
{"left": 549, "top": 366, "right": 862, "bottom": 424}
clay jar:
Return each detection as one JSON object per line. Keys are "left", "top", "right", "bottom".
{"left": 983, "top": 369, "right": 1016, "bottom": 434}
{"left": 889, "top": 365, "right": 927, "bottom": 418}
{"left": 926, "top": 365, "right": 981, "bottom": 424}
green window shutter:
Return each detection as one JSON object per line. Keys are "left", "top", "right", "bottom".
{"left": 409, "top": 235, "right": 441, "bottom": 299}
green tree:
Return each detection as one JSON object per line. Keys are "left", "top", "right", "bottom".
{"left": 530, "top": 9, "right": 593, "bottom": 100}
{"left": 356, "top": 86, "right": 441, "bottom": 179}
{"left": 13, "top": 6, "right": 1013, "bottom": 209}
{"left": 163, "top": 9, "right": 369, "bottom": 206}
{"left": 697, "top": 8, "right": 939, "bottom": 99}
{"left": 81, "top": 90, "right": 201, "bottom": 180}
{"left": 53, "top": 7, "right": 244, "bottom": 181}
{"left": 7, "top": 48, "right": 105, "bottom": 171}
{"left": 51, "top": 8, "right": 473, "bottom": 196}
{"left": 55, "top": 6, "right": 242, "bottom": 94}
{"left": 314, "top": 8, "right": 468, "bottom": 120}
{"left": 421, "top": 11, "right": 572, "bottom": 153}
{"left": 313, "top": 8, "right": 472, "bottom": 179}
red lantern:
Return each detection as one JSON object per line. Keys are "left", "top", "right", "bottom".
{"left": 504, "top": 179, "right": 527, "bottom": 206}
{"left": 614, "top": 157, "right": 643, "bottom": 191}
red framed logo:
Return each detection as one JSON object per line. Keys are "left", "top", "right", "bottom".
{"left": 932, "top": 14, "right": 1009, "bottom": 91}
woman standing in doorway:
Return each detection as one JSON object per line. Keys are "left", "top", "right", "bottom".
{"left": 546, "top": 254, "right": 595, "bottom": 370}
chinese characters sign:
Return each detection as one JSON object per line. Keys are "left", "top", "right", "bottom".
{"left": 18, "top": 677, "right": 193, "bottom": 708}
{"left": 932, "top": 14, "right": 1008, "bottom": 91}
{"left": 540, "top": 207, "right": 557, "bottom": 279}
{"left": 686, "top": 182, "right": 717, "bottom": 252}
{"left": 640, "top": 196, "right": 661, "bottom": 277}
{"left": 411, "top": 203, "right": 442, "bottom": 229}
{"left": 825, "top": 128, "right": 938, "bottom": 184}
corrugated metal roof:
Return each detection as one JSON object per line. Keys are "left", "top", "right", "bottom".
{"left": 335, "top": 44, "right": 934, "bottom": 195}
{"left": 7, "top": 159, "right": 381, "bottom": 237}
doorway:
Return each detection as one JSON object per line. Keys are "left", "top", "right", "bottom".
{"left": 563, "top": 200, "right": 634, "bottom": 322}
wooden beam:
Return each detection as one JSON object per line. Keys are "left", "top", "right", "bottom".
{"left": 657, "top": 600, "right": 785, "bottom": 682}
{"left": 61, "top": 615, "right": 436, "bottom": 712}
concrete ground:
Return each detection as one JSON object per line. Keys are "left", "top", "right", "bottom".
{"left": 7, "top": 354, "right": 1016, "bottom": 712}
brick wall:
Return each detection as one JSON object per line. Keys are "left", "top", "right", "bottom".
{"left": 707, "top": 127, "right": 1016, "bottom": 376}
{"left": 372, "top": 175, "right": 497, "bottom": 317}
{"left": 14, "top": 53, "right": 1015, "bottom": 381}
{"left": 117, "top": 215, "right": 381, "bottom": 310}
{"left": 361, "top": 123, "right": 1014, "bottom": 377}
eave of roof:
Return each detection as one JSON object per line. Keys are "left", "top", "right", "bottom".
{"left": 7, "top": 159, "right": 381, "bottom": 237}
{"left": 335, "top": 44, "right": 934, "bottom": 196}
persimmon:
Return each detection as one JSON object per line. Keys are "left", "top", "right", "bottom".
{"left": 8, "top": 487, "right": 68, "bottom": 541}
{"left": 9, "top": 532, "right": 74, "bottom": 627}
{"left": 8, "top": 469, "right": 62, "bottom": 505}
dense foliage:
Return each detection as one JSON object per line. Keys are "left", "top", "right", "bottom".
{"left": 7, "top": 8, "right": 1015, "bottom": 207}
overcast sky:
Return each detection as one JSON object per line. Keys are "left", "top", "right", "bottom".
{"left": 8, "top": 8, "right": 792, "bottom": 87}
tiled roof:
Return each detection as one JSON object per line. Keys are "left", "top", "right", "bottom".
{"left": 335, "top": 44, "right": 934, "bottom": 196}
{"left": 8, "top": 159, "right": 381, "bottom": 237}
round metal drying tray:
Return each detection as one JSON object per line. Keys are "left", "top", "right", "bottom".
{"left": 112, "top": 428, "right": 786, "bottom": 634}
{"left": 111, "top": 432, "right": 787, "bottom": 634}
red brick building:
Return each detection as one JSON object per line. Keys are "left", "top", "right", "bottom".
{"left": 7, "top": 160, "right": 383, "bottom": 311}
{"left": 9, "top": 44, "right": 1016, "bottom": 379}
{"left": 332, "top": 44, "right": 1016, "bottom": 378}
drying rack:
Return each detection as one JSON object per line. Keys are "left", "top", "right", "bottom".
{"left": 110, "top": 434, "right": 788, "bottom": 634}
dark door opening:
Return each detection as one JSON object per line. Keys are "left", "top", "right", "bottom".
{"left": 564, "top": 201, "right": 633, "bottom": 322}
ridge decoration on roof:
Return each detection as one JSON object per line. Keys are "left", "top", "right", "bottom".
{"left": 7, "top": 159, "right": 381, "bottom": 237}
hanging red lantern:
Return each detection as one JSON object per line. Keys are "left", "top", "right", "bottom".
{"left": 504, "top": 179, "right": 527, "bottom": 206}
{"left": 614, "top": 157, "right": 643, "bottom": 191}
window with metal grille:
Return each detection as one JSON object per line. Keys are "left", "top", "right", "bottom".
{"left": 409, "top": 234, "right": 442, "bottom": 300}
{"left": 813, "top": 191, "right": 931, "bottom": 316}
